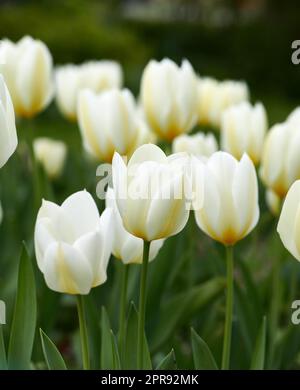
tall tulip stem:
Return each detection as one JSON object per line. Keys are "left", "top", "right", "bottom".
{"left": 76, "top": 295, "right": 89, "bottom": 370}
{"left": 119, "top": 264, "right": 129, "bottom": 358}
{"left": 222, "top": 245, "right": 234, "bottom": 370}
{"left": 137, "top": 240, "right": 150, "bottom": 369}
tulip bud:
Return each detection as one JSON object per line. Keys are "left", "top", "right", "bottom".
{"left": 112, "top": 144, "right": 191, "bottom": 241}
{"left": 0, "top": 36, "right": 53, "bottom": 117}
{"left": 198, "top": 77, "right": 249, "bottom": 128}
{"left": 33, "top": 138, "right": 67, "bottom": 179}
{"left": 260, "top": 122, "right": 300, "bottom": 198}
{"left": 34, "top": 190, "right": 112, "bottom": 295}
{"left": 0, "top": 75, "right": 18, "bottom": 168}
{"left": 55, "top": 61, "right": 122, "bottom": 120}
{"left": 78, "top": 88, "right": 140, "bottom": 162}
{"left": 141, "top": 58, "right": 198, "bottom": 141}
{"left": 287, "top": 107, "right": 300, "bottom": 127}
{"left": 106, "top": 187, "right": 164, "bottom": 264}
{"left": 221, "top": 102, "right": 267, "bottom": 165}
{"left": 277, "top": 180, "right": 300, "bottom": 261}
{"left": 265, "top": 189, "right": 281, "bottom": 216}
{"left": 193, "top": 151, "right": 259, "bottom": 245}
{"left": 172, "top": 132, "right": 218, "bottom": 158}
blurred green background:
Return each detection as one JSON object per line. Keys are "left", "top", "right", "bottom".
{"left": 0, "top": 0, "right": 300, "bottom": 370}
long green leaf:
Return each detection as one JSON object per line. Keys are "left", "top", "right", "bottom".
{"left": 100, "top": 306, "right": 120, "bottom": 369}
{"left": 152, "top": 277, "right": 225, "bottom": 351}
{"left": 123, "top": 302, "right": 152, "bottom": 369}
{"left": 191, "top": 328, "right": 218, "bottom": 370}
{"left": 250, "top": 317, "right": 267, "bottom": 370}
{"left": 156, "top": 349, "right": 177, "bottom": 369}
{"left": 40, "top": 329, "right": 67, "bottom": 370}
{"left": 8, "top": 244, "right": 37, "bottom": 369}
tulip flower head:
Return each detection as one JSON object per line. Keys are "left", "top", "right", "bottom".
{"left": 265, "top": 189, "right": 281, "bottom": 217}
{"left": 197, "top": 77, "right": 249, "bottom": 128}
{"left": 33, "top": 137, "right": 67, "bottom": 179}
{"left": 221, "top": 101, "right": 267, "bottom": 165}
{"left": 78, "top": 88, "right": 142, "bottom": 163}
{"left": 0, "top": 36, "right": 53, "bottom": 117}
{"left": 55, "top": 61, "right": 122, "bottom": 120}
{"left": 141, "top": 58, "right": 198, "bottom": 141}
{"left": 0, "top": 75, "right": 18, "bottom": 168}
{"left": 277, "top": 180, "right": 300, "bottom": 261}
{"left": 194, "top": 151, "right": 259, "bottom": 245}
{"left": 112, "top": 144, "right": 191, "bottom": 241}
{"left": 106, "top": 187, "right": 164, "bottom": 264}
{"left": 260, "top": 122, "right": 300, "bottom": 198}
{"left": 34, "top": 190, "right": 112, "bottom": 295}
{"left": 172, "top": 132, "right": 218, "bottom": 158}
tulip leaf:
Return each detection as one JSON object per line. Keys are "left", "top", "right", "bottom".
{"left": 151, "top": 277, "right": 225, "bottom": 351}
{"left": 123, "top": 302, "right": 152, "bottom": 369}
{"left": 40, "top": 329, "right": 67, "bottom": 370}
{"left": 0, "top": 325, "right": 7, "bottom": 370}
{"left": 191, "top": 328, "right": 218, "bottom": 370}
{"left": 156, "top": 349, "right": 177, "bottom": 370}
{"left": 100, "top": 306, "right": 120, "bottom": 369}
{"left": 250, "top": 317, "right": 267, "bottom": 370}
{"left": 8, "top": 244, "right": 37, "bottom": 369}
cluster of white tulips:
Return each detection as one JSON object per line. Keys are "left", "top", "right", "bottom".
{"left": 1, "top": 35, "right": 300, "bottom": 370}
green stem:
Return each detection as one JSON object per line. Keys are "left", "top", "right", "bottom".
{"left": 0, "top": 324, "right": 7, "bottom": 370}
{"left": 137, "top": 240, "right": 150, "bottom": 370}
{"left": 221, "top": 245, "right": 234, "bottom": 370}
{"left": 119, "top": 264, "right": 129, "bottom": 360}
{"left": 76, "top": 295, "right": 89, "bottom": 370}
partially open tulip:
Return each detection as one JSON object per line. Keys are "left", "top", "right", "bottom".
{"left": 260, "top": 122, "right": 300, "bottom": 198}
{"left": 265, "top": 189, "right": 281, "bottom": 216}
{"left": 34, "top": 190, "right": 112, "bottom": 295}
{"left": 106, "top": 187, "right": 163, "bottom": 264}
{"left": 172, "top": 132, "right": 217, "bottom": 157}
{"left": 194, "top": 151, "right": 259, "bottom": 245}
{"left": 33, "top": 137, "right": 67, "bottom": 179}
{"left": 197, "top": 77, "right": 249, "bottom": 128}
{"left": 78, "top": 88, "right": 140, "bottom": 162}
{"left": 287, "top": 107, "right": 300, "bottom": 127}
{"left": 112, "top": 143, "right": 191, "bottom": 241}
{"left": 0, "top": 75, "right": 18, "bottom": 168}
{"left": 0, "top": 36, "right": 53, "bottom": 117}
{"left": 277, "top": 180, "right": 300, "bottom": 261}
{"left": 221, "top": 102, "right": 267, "bottom": 165}
{"left": 55, "top": 61, "right": 122, "bottom": 120}
{"left": 141, "top": 58, "right": 198, "bottom": 141}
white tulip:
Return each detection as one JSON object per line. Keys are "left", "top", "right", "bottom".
{"left": 78, "top": 88, "right": 140, "bottom": 162}
{"left": 265, "top": 189, "right": 281, "bottom": 216}
{"left": 197, "top": 77, "right": 249, "bottom": 128}
{"left": 34, "top": 190, "right": 113, "bottom": 295}
{"left": 112, "top": 143, "right": 191, "bottom": 241}
{"left": 221, "top": 101, "right": 267, "bottom": 165}
{"left": 260, "top": 122, "right": 300, "bottom": 198}
{"left": 194, "top": 151, "right": 259, "bottom": 245}
{"left": 277, "top": 180, "right": 300, "bottom": 261}
{"left": 0, "top": 36, "right": 53, "bottom": 117}
{"left": 55, "top": 61, "right": 122, "bottom": 120}
{"left": 0, "top": 75, "right": 18, "bottom": 168}
{"left": 287, "top": 107, "right": 300, "bottom": 127}
{"left": 106, "top": 187, "right": 164, "bottom": 264}
{"left": 141, "top": 58, "right": 198, "bottom": 141}
{"left": 33, "top": 138, "right": 67, "bottom": 179}
{"left": 172, "top": 132, "right": 217, "bottom": 157}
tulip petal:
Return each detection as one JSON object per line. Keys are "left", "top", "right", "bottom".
{"left": 277, "top": 180, "right": 300, "bottom": 261}
{"left": 43, "top": 242, "right": 93, "bottom": 295}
